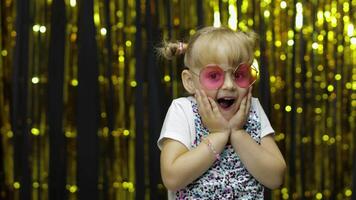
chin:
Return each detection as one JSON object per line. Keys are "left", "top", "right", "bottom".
{"left": 219, "top": 104, "right": 239, "bottom": 120}
{"left": 220, "top": 110, "right": 235, "bottom": 121}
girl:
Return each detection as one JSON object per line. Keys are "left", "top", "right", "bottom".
{"left": 157, "top": 26, "right": 286, "bottom": 199}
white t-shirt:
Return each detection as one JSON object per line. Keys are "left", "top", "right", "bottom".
{"left": 157, "top": 96, "right": 274, "bottom": 150}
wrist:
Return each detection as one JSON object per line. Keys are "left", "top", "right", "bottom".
{"left": 201, "top": 137, "right": 221, "bottom": 160}
{"left": 230, "top": 129, "right": 245, "bottom": 139}
{"left": 207, "top": 131, "right": 229, "bottom": 145}
{"left": 210, "top": 129, "right": 230, "bottom": 135}
{"left": 210, "top": 130, "right": 230, "bottom": 142}
{"left": 231, "top": 129, "right": 245, "bottom": 133}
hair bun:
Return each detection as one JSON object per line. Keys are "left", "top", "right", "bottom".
{"left": 157, "top": 41, "right": 187, "bottom": 60}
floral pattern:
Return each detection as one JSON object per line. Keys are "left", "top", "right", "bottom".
{"left": 176, "top": 99, "right": 264, "bottom": 200}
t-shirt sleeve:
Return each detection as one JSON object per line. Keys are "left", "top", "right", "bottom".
{"left": 254, "top": 98, "right": 275, "bottom": 138}
{"left": 157, "top": 99, "right": 192, "bottom": 150}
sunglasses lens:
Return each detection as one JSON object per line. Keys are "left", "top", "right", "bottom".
{"left": 234, "top": 64, "right": 258, "bottom": 88}
{"left": 200, "top": 66, "right": 224, "bottom": 90}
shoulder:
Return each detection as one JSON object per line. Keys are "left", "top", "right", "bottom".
{"left": 250, "top": 97, "right": 267, "bottom": 118}
{"left": 250, "top": 97, "right": 261, "bottom": 110}
{"left": 250, "top": 97, "right": 275, "bottom": 137}
{"left": 158, "top": 96, "right": 195, "bottom": 150}
{"left": 169, "top": 96, "right": 194, "bottom": 114}
{"left": 165, "top": 97, "right": 193, "bottom": 124}
{"left": 251, "top": 97, "right": 259, "bottom": 104}
{"left": 171, "top": 96, "right": 192, "bottom": 106}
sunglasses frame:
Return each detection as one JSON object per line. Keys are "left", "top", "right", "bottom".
{"left": 188, "top": 63, "right": 259, "bottom": 90}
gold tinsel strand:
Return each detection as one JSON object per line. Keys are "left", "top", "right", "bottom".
{"left": 64, "top": 0, "right": 79, "bottom": 199}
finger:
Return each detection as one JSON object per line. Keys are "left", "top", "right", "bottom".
{"left": 195, "top": 90, "right": 205, "bottom": 115}
{"left": 245, "top": 95, "right": 251, "bottom": 116}
{"left": 240, "top": 95, "right": 247, "bottom": 109}
{"left": 208, "top": 97, "right": 222, "bottom": 116}
{"left": 200, "top": 90, "right": 213, "bottom": 114}
{"left": 195, "top": 90, "right": 203, "bottom": 111}
{"left": 200, "top": 90, "right": 210, "bottom": 106}
{"left": 245, "top": 87, "right": 252, "bottom": 115}
{"left": 195, "top": 89, "right": 200, "bottom": 105}
{"left": 249, "top": 86, "right": 253, "bottom": 98}
{"left": 198, "top": 90, "right": 212, "bottom": 118}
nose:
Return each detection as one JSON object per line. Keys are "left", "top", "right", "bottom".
{"left": 220, "top": 72, "right": 235, "bottom": 90}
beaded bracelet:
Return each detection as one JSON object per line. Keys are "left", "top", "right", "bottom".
{"left": 202, "top": 137, "right": 220, "bottom": 160}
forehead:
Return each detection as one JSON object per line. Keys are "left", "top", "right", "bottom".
{"left": 189, "top": 32, "right": 249, "bottom": 69}
{"left": 205, "top": 63, "right": 247, "bottom": 73}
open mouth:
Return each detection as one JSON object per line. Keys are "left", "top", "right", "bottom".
{"left": 217, "top": 97, "right": 236, "bottom": 109}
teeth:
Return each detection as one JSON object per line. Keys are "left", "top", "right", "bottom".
{"left": 219, "top": 97, "right": 235, "bottom": 101}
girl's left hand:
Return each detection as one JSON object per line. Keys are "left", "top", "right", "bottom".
{"left": 195, "top": 89, "right": 230, "bottom": 133}
{"left": 228, "top": 87, "right": 252, "bottom": 131}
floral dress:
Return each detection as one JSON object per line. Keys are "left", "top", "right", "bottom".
{"left": 176, "top": 99, "right": 264, "bottom": 200}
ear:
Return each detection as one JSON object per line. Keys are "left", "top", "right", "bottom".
{"left": 181, "top": 69, "right": 196, "bottom": 94}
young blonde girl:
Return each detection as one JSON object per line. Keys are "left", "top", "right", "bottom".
{"left": 157, "top": 26, "right": 286, "bottom": 199}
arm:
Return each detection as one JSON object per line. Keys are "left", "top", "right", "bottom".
{"left": 228, "top": 88, "right": 286, "bottom": 189}
{"left": 161, "top": 90, "right": 231, "bottom": 191}
{"left": 160, "top": 131, "right": 229, "bottom": 191}
{"left": 230, "top": 132, "right": 286, "bottom": 189}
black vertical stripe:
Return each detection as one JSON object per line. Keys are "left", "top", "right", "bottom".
{"left": 309, "top": 1, "right": 317, "bottom": 195}
{"left": 165, "top": 0, "right": 174, "bottom": 103}
{"left": 257, "top": 4, "right": 271, "bottom": 116}
{"left": 196, "top": 0, "right": 204, "bottom": 27}
{"left": 165, "top": 0, "right": 172, "bottom": 38}
{"left": 0, "top": 3, "right": 4, "bottom": 199}
{"left": 236, "top": 0, "right": 241, "bottom": 24}
{"left": 134, "top": 0, "right": 145, "bottom": 199}
{"left": 146, "top": 1, "right": 164, "bottom": 199}
{"left": 103, "top": 7, "right": 114, "bottom": 127}
{"left": 257, "top": 3, "right": 272, "bottom": 200}
{"left": 299, "top": 1, "right": 308, "bottom": 198}
{"left": 48, "top": 0, "right": 67, "bottom": 199}
{"left": 352, "top": 154, "right": 356, "bottom": 200}
{"left": 218, "top": 0, "right": 223, "bottom": 24}
{"left": 0, "top": 127, "right": 4, "bottom": 199}
{"left": 103, "top": 0, "right": 114, "bottom": 135}
{"left": 77, "top": 0, "right": 99, "bottom": 199}
{"left": 11, "top": 0, "right": 31, "bottom": 199}
{"left": 288, "top": 0, "right": 297, "bottom": 196}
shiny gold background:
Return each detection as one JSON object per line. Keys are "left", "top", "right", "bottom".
{"left": 0, "top": 0, "right": 355, "bottom": 199}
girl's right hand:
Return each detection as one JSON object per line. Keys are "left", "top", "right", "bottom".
{"left": 228, "top": 87, "right": 252, "bottom": 132}
{"left": 195, "top": 89, "right": 230, "bottom": 134}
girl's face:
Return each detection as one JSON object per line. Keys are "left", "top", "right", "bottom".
{"left": 190, "top": 62, "right": 253, "bottom": 120}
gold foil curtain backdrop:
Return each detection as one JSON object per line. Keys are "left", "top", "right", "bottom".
{"left": 0, "top": 0, "right": 356, "bottom": 200}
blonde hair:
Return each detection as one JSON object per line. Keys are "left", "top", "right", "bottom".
{"left": 158, "top": 26, "right": 258, "bottom": 69}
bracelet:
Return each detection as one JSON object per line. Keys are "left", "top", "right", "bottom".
{"left": 202, "top": 137, "right": 220, "bottom": 160}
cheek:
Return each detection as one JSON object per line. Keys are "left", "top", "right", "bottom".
{"left": 202, "top": 90, "right": 217, "bottom": 99}
{"left": 194, "top": 80, "right": 217, "bottom": 98}
{"left": 235, "top": 97, "right": 244, "bottom": 106}
{"left": 192, "top": 78, "right": 203, "bottom": 90}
